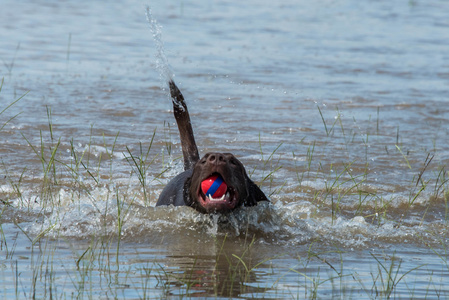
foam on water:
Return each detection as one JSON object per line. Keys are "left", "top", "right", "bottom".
{"left": 8, "top": 181, "right": 443, "bottom": 249}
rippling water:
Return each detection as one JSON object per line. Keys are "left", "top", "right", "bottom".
{"left": 1, "top": 0, "right": 448, "bottom": 298}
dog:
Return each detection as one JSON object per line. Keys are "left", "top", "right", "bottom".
{"left": 156, "top": 80, "right": 269, "bottom": 213}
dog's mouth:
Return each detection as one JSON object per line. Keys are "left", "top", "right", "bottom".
{"left": 197, "top": 173, "right": 239, "bottom": 213}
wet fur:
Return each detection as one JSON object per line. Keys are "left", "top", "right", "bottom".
{"left": 156, "top": 80, "right": 268, "bottom": 213}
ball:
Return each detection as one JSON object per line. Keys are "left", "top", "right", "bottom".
{"left": 201, "top": 174, "right": 227, "bottom": 198}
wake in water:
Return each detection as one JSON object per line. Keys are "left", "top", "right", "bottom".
{"left": 3, "top": 5, "right": 443, "bottom": 252}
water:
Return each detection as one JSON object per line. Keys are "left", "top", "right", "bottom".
{"left": 1, "top": 0, "right": 448, "bottom": 298}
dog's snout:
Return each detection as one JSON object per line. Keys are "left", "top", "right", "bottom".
{"left": 207, "top": 153, "right": 226, "bottom": 165}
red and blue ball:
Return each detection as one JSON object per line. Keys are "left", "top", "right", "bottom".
{"left": 201, "top": 174, "right": 227, "bottom": 198}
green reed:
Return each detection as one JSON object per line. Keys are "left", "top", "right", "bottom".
{"left": 256, "top": 134, "right": 285, "bottom": 198}
{"left": 1, "top": 43, "right": 20, "bottom": 77}
{"left": 20, "top": 107, "right": 62, "bottom": 208}
{"left": 370, "top": 252, "right": 423, "bottom": 299}
{"left": 0, "top": 77, "right": 27, "bottom": 131}
{"left": 125, "top": 129, "right": 157, "bottom": 206}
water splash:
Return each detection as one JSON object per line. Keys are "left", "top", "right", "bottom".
{"left": 145, "top": 6, "right": 173, "bottom": 84}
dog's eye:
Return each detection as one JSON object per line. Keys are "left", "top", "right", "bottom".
{"left": 229, "top": 159, "right": 237, "bottom": 166}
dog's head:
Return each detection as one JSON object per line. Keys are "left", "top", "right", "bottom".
{"left": 184, "top": 152, "right": 268, "bottom": 213}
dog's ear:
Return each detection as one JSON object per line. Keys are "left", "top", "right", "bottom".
{"left": 244, "top": 176, "right": 269, "bottom": 206}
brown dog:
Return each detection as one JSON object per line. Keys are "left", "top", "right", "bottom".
{"left": 156, "top": 80, "right": 268, "bottom": 213}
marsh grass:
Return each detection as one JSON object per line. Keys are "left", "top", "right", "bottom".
{"left": 0, "top": 77, "right": 27, "bottom": 131}
{"left": 1, "top": 43, "right": 20, "bottom": 76}
{"left": 0, "top": 78, "right": 29, "bottom": 252}
{"left": 257, "top": 134, "right": 285, "bottom": 198}
{"left": 1, "top": 88, "right": 449, "bottom": 298}
{"left": 293, "top": 105, "right": 449, "bottom": 229}
{"left": 124, "top": 129, "right": 159, "bottom": 206}
{"left": 368, "top": 251, "right": 423, "bottom": 299}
